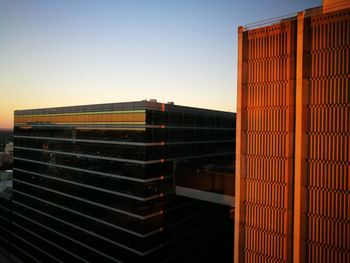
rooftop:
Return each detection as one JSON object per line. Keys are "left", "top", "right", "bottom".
{"left": 15, "top": 100, "right": 235, "bottom": 118}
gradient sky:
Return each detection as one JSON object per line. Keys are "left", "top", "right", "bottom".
{"left": 0, "top": 0, "right": 321, "bottom": 129}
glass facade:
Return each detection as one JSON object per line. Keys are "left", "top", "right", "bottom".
{"left": 0, "top": 192, "right": 11, "bottom": 251}
{"left": 13, "top": 100, "right": 235, "bottom": 262}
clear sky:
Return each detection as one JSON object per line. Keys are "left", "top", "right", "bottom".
{"left": 0, "top": 0, "right": 321, "bottom": 129}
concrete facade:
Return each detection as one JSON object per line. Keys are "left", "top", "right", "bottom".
{"left": 235, "top": 3, "right": 349, "bottom": 263}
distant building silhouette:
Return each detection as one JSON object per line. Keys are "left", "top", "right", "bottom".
{"left": 3, "top": 142, "right": 13, "bottom": 164}
{"left": 235, "top": 1, "right": 349, "bottom": 262}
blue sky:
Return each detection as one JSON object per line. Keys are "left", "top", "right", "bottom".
{"left": 0, "top": 0, "right": 321, "bottom": 128}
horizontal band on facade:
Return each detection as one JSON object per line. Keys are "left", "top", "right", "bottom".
{"left": 13, "top": 190, "right": 161, "bottom": 238}
{"left": 243, "top": 247, "right": 287, "bottom": 262}
{"left": 14, "top": 123, "right": 235, "bottom": 130}
{"left": 244, "top": 155, "right": 289, "bottom": 160}
{"left": 12, "top": 220, "right": 88, "bottom": 262}
{"left": 0, "top": 235, "right": 9, "bottom": 244}
{"left": 14, "top": 146, "right": 234, "bottom": 164}
{"left": 14, "top": 146, "right": 146, "bottom": 164}
{"left": 13, "top": 202, "right": 161, "bottom": 256}
{"left": 13, "top": 157, "right": 170, "bottom": 183}
{"left": 14, "top": 123, "right": 146, "bottom": 128}
{"left": 243, "top": 201, "right": 287, "bottom": 211}
{"left": 14, "top": 135, "right": 234, "bottom": 147}
{"left": 14, "top": 112, "right": 146, "bottom": 125}
{"left": 244, "top": 106, "right": 290, "bottom": 110}
{"left": 308, "top": 74, "right": 350, "bottom": 80}
{"left": 12, "top": 213, "right": 123, "bottom": 263}
{"left": 0, "top": 222, "right": 10, "bottom": 234}
{"left": 307, "top": 159, "right": 350, "bottom": 164}
{"left": 306, "top": 210, "right": 349, "bottom": 220}
{"left": 16, "top": 126, "right": 147, "bottom": 131}
{"left": 14, "top": 109, "right": 146, "bottom": 118}
{"left": 243, "top": 177, "right": 287, "bottom": 185}
{"left": 12, "top": 232, "right": 72, "bottom": 263}
{"left": 243, "top": 224, "right": 288, "bottom": 237}
{"left": 308, "top": 102, "right": 350, "bottom": 108}
{"left": 306, "top": 185, "right": 350, "bottom": 194}
{"left": 0, "top": 214, "right": 10, "bottom": 224}
{"left": 0, "top": 204, "right": 10, "bottom": 212}
{"left": 13, "top": 179, "right": 163, "bottom": 220}
{"left": 15, "top": 122, "right": 146, "bottom": 125}
{"left": 307, "top": 131, "right": 350, "bottom": 135}
{"left": 11, "top": 243, "right": 42, "bottom": 263}
{"left": 243, "top": 79, "right": 289, "bottom": 85}
{"left": 14, "top": 168, "right": 164, "bottom": 202}
{"left": 245, "top": 131, "right": 288, "bottom": 134}
{"left": 304, "top": 239, "right": 349, "bottom": 253}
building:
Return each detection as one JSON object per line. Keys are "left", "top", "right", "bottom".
{"left": 13, "top": 100, "right": 235, "bottom": 262}
{"left": 235, "top": 1, "right": 349, "bottom": 262}
{"left": 0, "top": 170, "right": 12, "bottom": 252}
{"left": 3, "top": 142, "right": 13, "bottom": 164}
{"left": 0, "top": 152, "right": 3, "bottom": 166}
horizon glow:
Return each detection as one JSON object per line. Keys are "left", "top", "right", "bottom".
{"left": 0, "top": 0, "right": 321, "bottom": 129}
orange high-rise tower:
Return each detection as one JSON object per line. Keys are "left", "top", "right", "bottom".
{"left": 235, "top": 1, "right": 350, "bottom": 262}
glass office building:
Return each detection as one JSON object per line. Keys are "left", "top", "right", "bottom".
{"left": 13, "top": 100, "right": 235, "bottom": 262}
